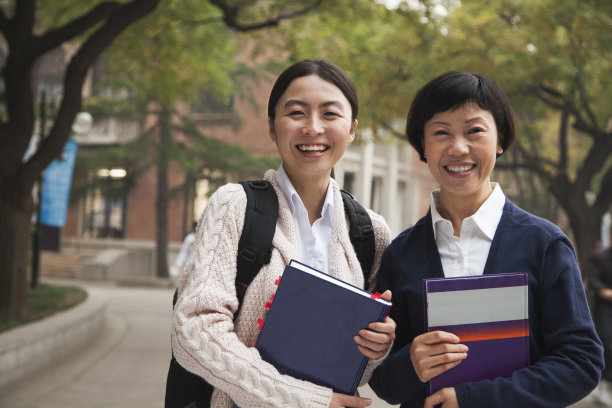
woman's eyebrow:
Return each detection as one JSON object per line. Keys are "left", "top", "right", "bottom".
{"left": 283, "top": 99, "right": 344, "bottom": 109}
{"left": 283, "top": 99, "right": 308, "bottom": 109}
{"left": 320, "top": 100, "right": 344, "bottom": 110}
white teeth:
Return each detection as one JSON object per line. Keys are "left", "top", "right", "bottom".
{"left": 447, "top": 165, "right": 473, "bottom": 173}
{"left": 298, "top": 144, "right": 328, "bottom": 152}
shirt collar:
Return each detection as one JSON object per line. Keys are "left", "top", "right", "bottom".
{"left": 471, "top": 183, "right": 505, "bottom": 240}
{"left": 275, "top": 164, "right": 334, "bottom": 219}
{"left": 429, "top": 183, "right": 505, "bottom": 240}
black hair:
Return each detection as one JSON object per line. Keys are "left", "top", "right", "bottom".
{"left": 406, "top": 71, "right": 516, "bottom": 162}
{"left": 267, "top": 59, "right": 358, "bottom": 123}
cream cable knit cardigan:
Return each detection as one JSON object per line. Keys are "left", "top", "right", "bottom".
{"left": 172, "top": 170, "right": 391, "bottom": 408}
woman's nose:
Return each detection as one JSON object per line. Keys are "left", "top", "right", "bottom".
{"left": 302, "top": 116, "right": 324, "bottom": 135}
{"left": 448, "top": 137, "right": 469, "bottom": 156}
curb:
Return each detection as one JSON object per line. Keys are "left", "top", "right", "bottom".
{"left": 0, "top": 286, "right": 107, "bottom": 391}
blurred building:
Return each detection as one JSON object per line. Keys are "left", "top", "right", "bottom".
{"left": 34, "top": 51, "right": 437, "bottom": 279}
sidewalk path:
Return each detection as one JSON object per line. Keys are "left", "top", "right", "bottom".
{"left": 0, "top": 279, "right": 603, "bottom": 408}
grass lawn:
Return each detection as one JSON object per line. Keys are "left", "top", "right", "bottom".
{"left": 0, "top": 283, "right": 87, "bottom": 334}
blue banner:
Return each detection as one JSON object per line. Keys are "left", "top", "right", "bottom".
{"left": 40, "top": 139, "right": 78, "bottom": 228}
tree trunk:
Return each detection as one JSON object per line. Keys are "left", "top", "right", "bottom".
{"left": 156, "top": 109, "right": 170, "bottom": 278}
{"left": 570, "top": 213, "right": 600, "bottom": 278}
{"left": 0, "top": 184, "right": 35, "bottom": 316}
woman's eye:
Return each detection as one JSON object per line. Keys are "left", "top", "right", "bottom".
{"left": 289, "top": 110, "right": 304, "bottom": 116}
{"left": 433, "top": 130, "right": 448, "bottom": 136}
{"left": 468, "top": 127, "right": 484, "bottom": 134}
{"left": 324, "top": 111, "right": 340, "bottom": 117}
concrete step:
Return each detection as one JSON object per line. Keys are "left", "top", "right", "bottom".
{"left": 40, "top": 251, "right": 83, "bottom": 278}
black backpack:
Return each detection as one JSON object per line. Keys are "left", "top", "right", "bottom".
{"left": 164, "top": 180, "right": 375, "bottom": 408}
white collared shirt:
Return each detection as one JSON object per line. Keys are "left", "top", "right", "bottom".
{"left": 276, "top": 165, "right": 334, "bottom": 273}
{"left": 430, "top": 183, "right": 505, "bottom": 277}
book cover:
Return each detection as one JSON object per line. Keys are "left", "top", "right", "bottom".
{"left": 255, "top": 259, "right": 392, "bottom": 395}
{"left": 424, "top": 273, "right": 529, "bottom": 395}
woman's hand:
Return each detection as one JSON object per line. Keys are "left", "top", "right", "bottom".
{"left": 354, "top": 290, "right": 396, "bottom": 360}
{"left": 330, "top": 393, "right": 372, "bottom": 407}
{"left": 424, "top": 387, "right": 459, "bottom": 408}
{"left": 599, "top": 288, "right": 612, "bottom": 301}
{"left": 410, "top": 331, "right": 468, "bottom": 382}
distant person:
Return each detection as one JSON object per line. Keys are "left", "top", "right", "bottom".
{"left": 169, "top": 221, "right": 197, "bottom": 280}
{"left": 369, "top": 70, "right": 603, "bottom": 407}
{"left": 589, "top": 239, "right": 612, "bottom": 406}
{"left": 168, "top": 59, "right": 395, "bottom": 408}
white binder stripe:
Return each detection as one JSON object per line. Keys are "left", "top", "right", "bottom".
{"left": 427, "top": 286, "right": 528, "bottom": 327}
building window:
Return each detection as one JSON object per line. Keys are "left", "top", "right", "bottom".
{"left": 83, "top": 168, "right": 127, "bottom": 238}
{"left": 191, "top": 90, "right": 235, "bottom": 123}
{"left": 397, "top": 181, "right": 407, "bottom": 230}
{"left": 371, "top": 176, "right": 383, "bottom": 213}
{"left": 343, "top": 172, "right": 356, "bottom": 195}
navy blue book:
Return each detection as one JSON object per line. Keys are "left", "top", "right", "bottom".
{"left": 255, "top": 259, "right": 392, "bottom": 395}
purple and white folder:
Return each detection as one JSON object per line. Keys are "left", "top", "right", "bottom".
{"left": 424, "top": 273, "right": 530, "bottom": 394}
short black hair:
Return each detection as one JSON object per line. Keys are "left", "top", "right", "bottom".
{"left": 406, "top": 71, "right": 516, "bottom": 162}
{"left": 267, "top": 59, "right": 358, "bottom": 123}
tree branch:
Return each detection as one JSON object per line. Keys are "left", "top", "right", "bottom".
{"left": 573, "top": 75, "right": 598, "bottom": 129}
{"left": 0, "top": 8, "right": 8, "bottom": 38}
{"left": 181, "top": 17, "right": 224, "bottom": 27}
{"left": 208, "top": 0, "right": 323, "bottom": 32}
{"left": 23, "top": 0, "right": 161, "bottom": 180}
{"left": 495, "top": 140, "right": 557, "bottom": 184}
{"left": 377, "top": 119, "right": 405, "bottom": 139}
{"left": 573, "top": 138, "right": 612, "bottom": 195}
{"left": 13, "top": 0, "right": 35, "bottom": 41}
{"left": 594, "top": 166, "right": 612, "bottom": 213}
{"left": 32, "top": 2, "right": 121, "bottom": 58}
{"left": 531, "top": 84, "right": 602, "bottom": 140}
{"left": 559, "top": 109, "right": 569, "bottom": 172}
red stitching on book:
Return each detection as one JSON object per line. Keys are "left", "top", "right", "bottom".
{"left": 274, "top": 275, "right": 282, "bottom": 285}
{"left": 257, "top": 318, "right": 265, "bottom": 330}
{"left": 371, "top": 292, "right": 382, "bottom": 300}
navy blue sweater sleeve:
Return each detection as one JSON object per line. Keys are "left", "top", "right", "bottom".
{"left": 455, "top": 236, "right": 603, "bottom": 407}
{"left": 369, "top": 247, "right": 427, "bottom": 405}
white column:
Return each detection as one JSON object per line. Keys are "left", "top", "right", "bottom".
{"left": 334, "top": 163, "right": 345, "bottom": 190}
{"left": 386, "top": 138, "right": 399, "bottom": 234}
{"left": 360, "top": 130, "right": 374, "bottom": 208}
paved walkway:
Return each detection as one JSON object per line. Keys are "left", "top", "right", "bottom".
{"left": 0, "top": 279, "right": 604, "bottom": 408}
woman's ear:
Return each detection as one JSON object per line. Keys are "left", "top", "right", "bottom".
{"left": 348, "top": 119, "right": 358, "bottom": 143}
{"left": 497, "top": 145, "right": 504, "bottom": 155}
{"left": 268, "top": 118, "right": 276, "bottom": 143}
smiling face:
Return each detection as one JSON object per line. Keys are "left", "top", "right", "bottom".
{"left": 269, "top": 75, "right": 356, "bottom": 185}
{"left": 423, "top": 103, "right": 503, "bottom": 208}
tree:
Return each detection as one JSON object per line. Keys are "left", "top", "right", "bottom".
{"left": 0, "top": 0, "right": 161, "bottom": 317}
{"left": 88, "top": 0, "right": 321, "bottom": 278}
{"left": 433, "top": 0, "right": 612, "bottom": 269}
{"left": 275, "top": 0, "right": 612, "bottom": 270}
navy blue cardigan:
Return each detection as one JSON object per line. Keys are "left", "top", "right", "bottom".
{"left": 369, "top": 199, "right": 603, "bottom": 408}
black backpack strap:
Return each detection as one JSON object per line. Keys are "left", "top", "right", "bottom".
{"left": 341, "top": 190, "right": 375, "bottom": 288}
{"left": 166, "top": 180, "right": 278, "bottom": 408}
{"left": 236, "top": 180, "right": 278, "bottom": 312}
{"left": 171, "top": 180, "right": 278, "bottom": 313}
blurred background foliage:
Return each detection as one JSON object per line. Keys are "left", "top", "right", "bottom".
{"left": 2, "top": 0, "right": 610, "bottom": 287}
